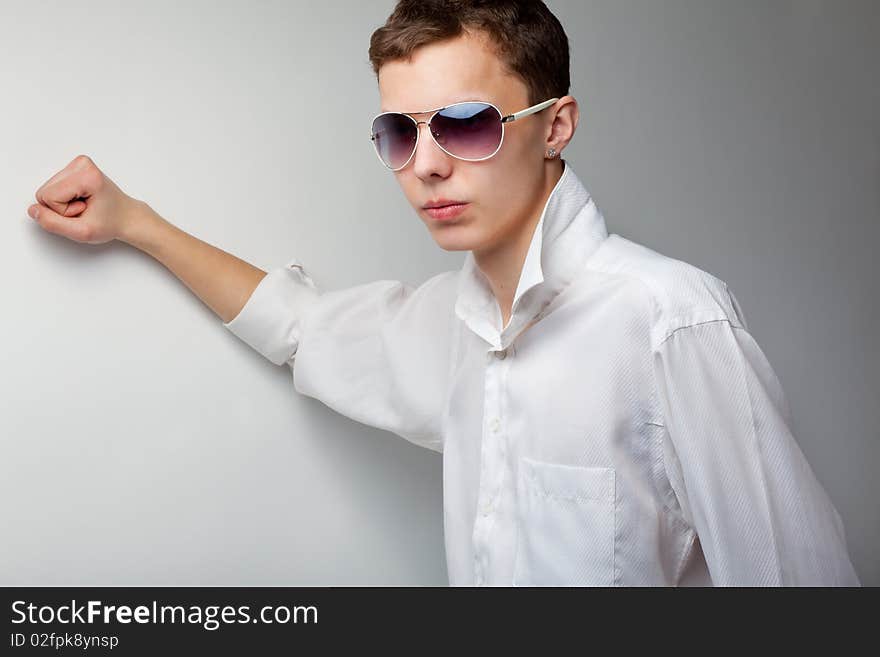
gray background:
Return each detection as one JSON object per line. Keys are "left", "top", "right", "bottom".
{"left": 1, "top": 0, "right": 876, "bottom": 585}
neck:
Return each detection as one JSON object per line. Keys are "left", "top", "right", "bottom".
{"left": 473, "top": 159, "right": 564, "bottom": 329}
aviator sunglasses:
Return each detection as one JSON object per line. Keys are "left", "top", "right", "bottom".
{"left": 370, "top": 97, "right": 559, "bottom": 170}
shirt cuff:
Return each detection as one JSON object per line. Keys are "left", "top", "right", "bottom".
{"left": 222, "top": 258, "right": 322, "bottom": 366}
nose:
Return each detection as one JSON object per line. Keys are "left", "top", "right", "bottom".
{"left": 411, "top": 120, "right": 453, "bottom": 179}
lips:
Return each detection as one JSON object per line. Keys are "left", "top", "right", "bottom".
{"left": 424, "top": 203, "right": 468, "bottom": 221}
{"left": 423, "top": 199, "right": 466, "bottom": 209}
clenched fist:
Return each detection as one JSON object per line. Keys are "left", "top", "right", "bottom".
{"left": 28, "top": 154, "right": 146, "bottom": 245}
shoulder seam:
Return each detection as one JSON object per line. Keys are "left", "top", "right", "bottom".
{"left": 585, "top": 236, "right": 743, "bottom": 351}
{"left": 654, "top": 316, "right": 740, "bottom": 349}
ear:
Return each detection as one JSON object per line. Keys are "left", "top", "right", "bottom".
{"left": 545, "top": 96, "right": 579, "bottom": 156}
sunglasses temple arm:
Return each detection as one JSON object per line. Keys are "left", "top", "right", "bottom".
{"left": 502, "top": 97, "right": 559, "bottom": 123}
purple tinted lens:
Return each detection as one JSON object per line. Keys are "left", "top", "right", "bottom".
{"left": 431, "top": 102, "right": 501, "bottom": 159}
{"left": 372, "top": 113, "right": 417, "bottom": 169}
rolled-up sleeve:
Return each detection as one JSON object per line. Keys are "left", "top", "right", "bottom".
{"left": 223, "top": 259, "right": 321, "bottom": 366}
{"left": 653, "top": 317, "right": 860, "bottom": 586}
{"left": 223, "top": 258, "right": 457, "bottom": 453}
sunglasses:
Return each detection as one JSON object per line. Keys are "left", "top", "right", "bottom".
{"left": 370, "top": 97, "right": 559, "bottom": 171}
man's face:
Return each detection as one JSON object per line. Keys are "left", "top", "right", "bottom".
{"left": 377, "top": 30, "right": 554, "bottom": 255}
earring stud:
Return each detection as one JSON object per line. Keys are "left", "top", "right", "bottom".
{"left": 547, "top": 147, "right": 557, "bottom": 158}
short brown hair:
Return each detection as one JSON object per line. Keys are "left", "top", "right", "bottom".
{"left": 368, "top": 0, "right": 570, "bottom": 107}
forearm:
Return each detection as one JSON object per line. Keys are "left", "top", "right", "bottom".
{"left": 119, "top": 201, "right": 266, "bottom": 324}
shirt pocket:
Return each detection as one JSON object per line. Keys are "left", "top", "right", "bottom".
{"left": 513, "top": 456, "right": 616, "bottom": 586}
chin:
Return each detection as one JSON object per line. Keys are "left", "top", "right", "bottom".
{"left": 429, "top": 226, "right": 478, "bottom": 252}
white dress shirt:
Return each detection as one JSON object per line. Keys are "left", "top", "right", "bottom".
{"left": 223, "top": 159, "right": 860, "bottom": 586}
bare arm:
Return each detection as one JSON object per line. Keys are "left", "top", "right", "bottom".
{"left": 119, "top": 202, "right": 267, "bottom": 323}
{"left": 29, "top": 154, "right": 266, "bottom": 324}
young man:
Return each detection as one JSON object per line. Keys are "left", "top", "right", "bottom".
{"left": 28, "top": 0, "right": 859, "bottom": 586}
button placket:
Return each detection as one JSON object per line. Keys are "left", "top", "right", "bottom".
{"left": 489, "top": 351, "right": 511, "bottom": 514}
{"left": 480, "top": 359, "right": 504, "bottom": 514}
{"left": 473, "top": 342, "right": 517, "bottom": 585}
{"left": 474, "top": 345, "right": 508, "bottom": 583}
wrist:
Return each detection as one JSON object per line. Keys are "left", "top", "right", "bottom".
{"left": 118, "top": 200, "right": 170, "bottom": 255}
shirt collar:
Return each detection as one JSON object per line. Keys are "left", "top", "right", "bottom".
{"left": 454, "top": 158, "right": 609, "bottom": 349}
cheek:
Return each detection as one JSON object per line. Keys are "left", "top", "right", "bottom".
{"left": 483, "top": 170, "right": 530, "bottom": 215}
{"left": 503, "top": 121, "right": 543, "bottom": 156}
{"left": 395, "top": 176, "right": 420, "bottom": 208}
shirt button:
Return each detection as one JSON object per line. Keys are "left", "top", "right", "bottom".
{"left": 490, "top": 417, "right": 500, "bottom": 433}
{"left": 495, "top": 348, "right": 507, "bottom": 360}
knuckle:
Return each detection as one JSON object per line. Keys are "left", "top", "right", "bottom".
{"left": 79, "top": 223, "right": 96, "bottom": 243}
{"left": 82, "top": 166, "right": 104, "bottom": 189}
